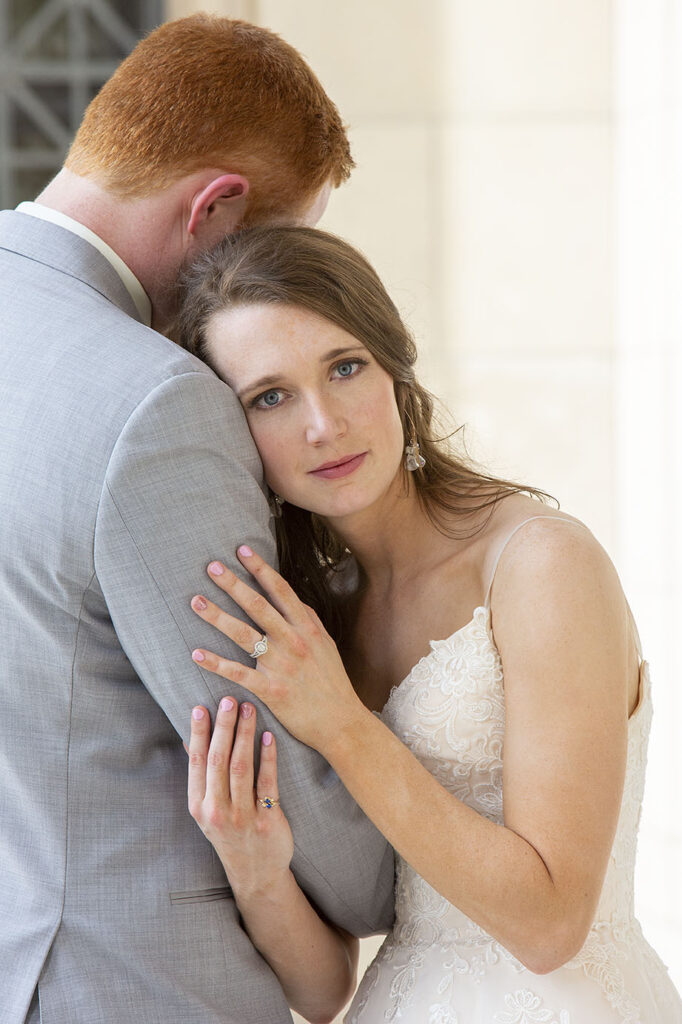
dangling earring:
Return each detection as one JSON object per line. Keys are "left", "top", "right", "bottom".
{"left": 405, "top": 438, "right": 426, "bottom": 471}
{"left": 268, "top": 491, "right": 284, "bottom": 518}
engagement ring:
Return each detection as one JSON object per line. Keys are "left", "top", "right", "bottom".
{"left": 251, "top": 634, "right": 268, "bottom": 658}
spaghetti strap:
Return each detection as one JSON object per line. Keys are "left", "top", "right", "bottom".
{"left": 483, "top": 515, "right": 585, "bottom": 608}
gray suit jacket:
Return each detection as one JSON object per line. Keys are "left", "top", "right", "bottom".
{"left": 0, "top": 210, "right": 394, "bottom": 1024}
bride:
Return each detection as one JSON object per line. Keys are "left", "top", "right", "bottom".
{"left": 175, "top": 226, "right": 682, "bottom": 1024}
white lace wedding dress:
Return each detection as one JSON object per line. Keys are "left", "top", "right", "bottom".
{"left": 346, "top": 517, "right": 682, "bottom": 1024}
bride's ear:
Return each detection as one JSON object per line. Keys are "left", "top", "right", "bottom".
{"left": 186, "top": 173, "right": 250, "bottom": 237}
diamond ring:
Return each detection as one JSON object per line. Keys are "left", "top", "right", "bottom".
{"left": 251, "top": 634, "right": 268, "bottom": 659}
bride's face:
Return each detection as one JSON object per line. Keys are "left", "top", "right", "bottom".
{"left": 205, "top": 302, "right": 405, "bottom": 522}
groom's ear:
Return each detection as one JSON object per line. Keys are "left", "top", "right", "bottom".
{"left": 186, "top": 173, "right": 250, "bottom": 237}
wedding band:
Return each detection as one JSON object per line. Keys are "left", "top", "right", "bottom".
{"left": 257, "top": 796, "right": 279, "bottom": 809}
{"left": 251, "top": 634, "right": 268, "bottom": 658}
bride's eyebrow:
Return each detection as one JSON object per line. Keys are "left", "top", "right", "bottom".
{"left": 237, "top": 345, "right": 366, "bottom": 399}
{"left": 236, "top": 373, "right": 282, "bottom": 399}
{"left": 321, "top": 345, "right": 365, "bottom": 362}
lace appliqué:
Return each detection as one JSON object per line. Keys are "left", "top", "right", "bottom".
{"left": 493, "top": 990, "right": 571, "bottom": 1024}
{"left": 428, "top": 1005, "right": 459, "bottom": 1024}
{"left": 382, "top": 607, "right": 505, "bottom": 826}
{"left": 563, "top": 927, "right": 641, "bottom": 1024}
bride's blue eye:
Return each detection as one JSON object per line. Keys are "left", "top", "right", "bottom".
{"left": 253, "top": 389, "right": 283, "bottom": 409}
{"left": 332, "top": 358, "right": 367, "bottom": 379}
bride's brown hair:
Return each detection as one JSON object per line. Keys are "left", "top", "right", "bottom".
{"left": 175, "top": 226, "right": 553, "bottom": 638}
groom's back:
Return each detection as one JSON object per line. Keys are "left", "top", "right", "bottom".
{"left": 0, "top": 212, "right": 296, "bottom": 1023}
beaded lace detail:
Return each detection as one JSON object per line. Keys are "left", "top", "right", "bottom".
{"left": 346, "top": 603, "right": 682, "bottom": 1024}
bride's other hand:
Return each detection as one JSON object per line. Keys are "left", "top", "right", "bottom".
{"left": 189, "top": 546, "right": 366, "bottom": 753}
{"left": 187, "top": 698, "right": 293, "bottom": 895}
{"left": 187, "top": 697, "right": 361, "bottom": 1021}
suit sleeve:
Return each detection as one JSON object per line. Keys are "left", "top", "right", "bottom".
{"left": 94, "top": 370, "right": 394, "bottom": 935}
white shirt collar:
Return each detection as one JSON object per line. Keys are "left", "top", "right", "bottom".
{"left": 16, "top": 201, "right": 152, "bottom": 327}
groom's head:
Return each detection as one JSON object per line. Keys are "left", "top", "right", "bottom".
{"left": 64, "top": 13, "right": 352, "bottom": 229}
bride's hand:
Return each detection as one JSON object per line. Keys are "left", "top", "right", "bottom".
{"left": 187, "top": 697, "right": 294, "bottom": 896}
{"left": 189, "top": 546, "right": 365, "bottom": 753}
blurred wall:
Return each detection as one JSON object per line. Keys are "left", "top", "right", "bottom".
{"left": 165, "top": 1, "right": 679, "bottom": 1017}
{"left": 616, "top": 0, "right": 682, "bottom": 995}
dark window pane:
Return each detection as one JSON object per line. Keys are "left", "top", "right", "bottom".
{"left": 109, "top": 0, "right": 159, "bottom": 34}
{"left": 14, "top": 164, "right": 55, "bottom": 204}
{"left": 85, "top": 10, "right": 130, "bottom": 60}
{"left": 1, "top": 0, "right": 162, "bottom": 208}
{"left": 9, "top": 94, "right": 48, "bottom": 147}
{"left": 33, "top": 81, "right": 70, "bottom": 131}
{"left": 22, "top": 13, "right": 70, "bottom": 60}
{"left": 8, "top": 0, "right": 44, "bottom": 38}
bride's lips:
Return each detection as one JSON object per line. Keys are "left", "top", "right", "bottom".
{"left": 308, "top": 452, "right": 368, "bottom": 480}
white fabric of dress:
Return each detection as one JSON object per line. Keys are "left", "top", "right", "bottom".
{"left": 346, "top": 516, "right": 682, "bottom": 1024}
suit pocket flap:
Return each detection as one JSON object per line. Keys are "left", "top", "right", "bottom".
{"left": 169, "top": 886, "right": 232, "bottom": 905}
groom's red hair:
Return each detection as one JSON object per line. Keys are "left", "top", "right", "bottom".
{"left": 65, "top": 14, "right": 353, "bottom": 223}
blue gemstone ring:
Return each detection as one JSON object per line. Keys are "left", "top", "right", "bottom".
{"left": 257, "top": 796, "right": 280, "bottom": 810}
{"left": 250, "top": 634, "right": 269, "bottom": 659}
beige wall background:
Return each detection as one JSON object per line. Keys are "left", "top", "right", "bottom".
{"left": 169, "top": 1, "right": 682, "bottom": 1019}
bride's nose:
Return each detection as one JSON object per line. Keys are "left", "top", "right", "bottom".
{"left": 304, "top": 395, "right": 347, "bottom": 445}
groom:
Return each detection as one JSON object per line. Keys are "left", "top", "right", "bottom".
{"left": 0, "top": 14, "right": 393, "bottom": 1024}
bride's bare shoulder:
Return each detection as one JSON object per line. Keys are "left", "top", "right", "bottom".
{"left": 483, "top": 493, "right": 622, "bottom": 612}
{"left": 484, "top": 492, "right": 591, "bottom": 548}
{"left": 476, "top": 492, "right": 612, "bottom": 596}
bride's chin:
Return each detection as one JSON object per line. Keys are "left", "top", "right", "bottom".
{"left": 320, "top": 499, "right": 377, "bottom": 524}
{"left": 286, "top": 497, "right": 369, "bottom": 521}
{"left": 281, "top": 483, "right": 380, "bottom": 520}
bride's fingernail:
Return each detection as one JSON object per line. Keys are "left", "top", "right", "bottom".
{"left": 238, "top": 545, "right": 253, "bottom": 558}
{"left": 262, "top": 731, "right": 273, "bottom": 747}
{"left": 191, "top": 595, "right": 207, "bottom": 611}
{"left": 240, "top": 703, "right": 253, "bottom": 719}
{"left": 192, "top": 707, "right": 204, "bottom": 721}
{"left": 220, "top": 697, "right": 234, "bottom": 713}
{"left": 192, "top": 650, "right": 205, "bottom": 663}
{"left": 208, "top": 561, "right": 224, "bottom": 575}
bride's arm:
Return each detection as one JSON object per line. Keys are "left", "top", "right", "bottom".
{"left": 190, "top": 523, "right": 631, "bottom": 973}
{"left": 187, "top": 696, "right": 358, "bottom": 1023}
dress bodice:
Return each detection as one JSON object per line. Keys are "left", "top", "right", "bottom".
{"left": 347, "top": 602, "right": 682, "bottom": 1024}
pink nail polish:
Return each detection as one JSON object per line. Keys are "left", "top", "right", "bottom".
{"left": 262, "top": 731, "right": 273, "bottom": 746}
{"left": 192, "top": 650, "right": 205, "bottom": 663}
{"left": 192, "top": 595, "right": 207, "bottom": 611}
{"left": 240, "top": 703, "right": 253, "bottom": 719}
{"left": 208, "top": 561, "right": 224, "bottom": 575}
{"left": 220, "top": 697, "right": 234, "bottom": 713}
{"left": 238, "top": 545, "right": 253, "bottom": 558}
{"left": 192, "top": 707, "right": 204, "bottom": 721}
